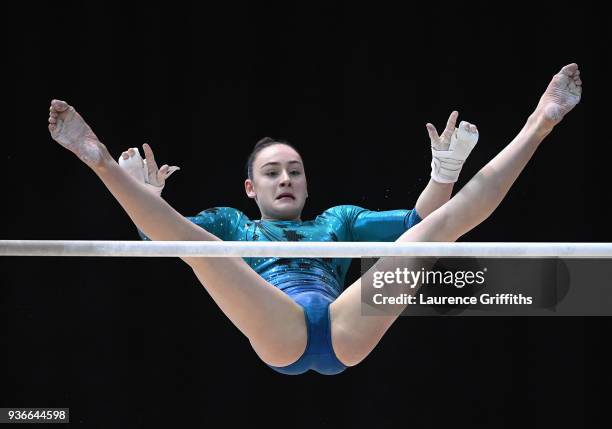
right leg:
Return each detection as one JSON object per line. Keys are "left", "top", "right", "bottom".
{"left": 48, "top": 100, "right": 307, "bottom": 366}
{"left": 331, "top": 63, "right": 583, "bottom": 366}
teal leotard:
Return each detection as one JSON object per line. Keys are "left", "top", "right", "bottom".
{"left": 138, "top": 205, "right": 422, "bottom": 375}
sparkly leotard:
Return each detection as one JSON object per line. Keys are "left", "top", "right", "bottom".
{"left": 138, "top": 205, "right": 422, "bottom": 375}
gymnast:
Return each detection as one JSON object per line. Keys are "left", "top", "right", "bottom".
{"left": 48, "top": 63, "right": 582, "bottom": 375}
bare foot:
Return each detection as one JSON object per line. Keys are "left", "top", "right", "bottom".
{"left": 534, "top": 63, "right": 582, "bottom": 132}
{"left": 48, "top": 99, "right": 109, "bottom": 168}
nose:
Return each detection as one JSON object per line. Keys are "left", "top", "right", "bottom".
{"left": 279, "top": 170, "right": 292, "bottom": 186}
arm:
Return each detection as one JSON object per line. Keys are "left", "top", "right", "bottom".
{"left": 118, "top": 144, "right": 182, "bottom": 239}
{"left": 414, "top": 179, "right": 454, "bottom": 219}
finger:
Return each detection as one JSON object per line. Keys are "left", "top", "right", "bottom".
{"left": 142, "top": 143, "right": 160, "bottom": 171}
{"left": 157, "top": 165, "right": 168, "bottom": 182}
{"left": 425, "top": 123, "right": 440, "bottom": 142}
{"left": 440, "top": 111, "right": 459, "bottom": 141}
{"left": 165, "top": 166, "right": 180, "bottom": 177}
{"left": 159, "top": 164, "right": 180, "bottom": 179}
{"left": 142, "top": 143, "right": 161, "bottom": 184}
{"left": 142, "top": 143, "right": 157, "bottom": 164}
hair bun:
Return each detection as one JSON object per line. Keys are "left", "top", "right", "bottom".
{"left": 255, "top": 137, "right": 276, "bottom": 149}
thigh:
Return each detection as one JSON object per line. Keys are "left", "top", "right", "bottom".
{"left": 188, "top": 256, "right": 308, "bottom": 367}
{"left": 267, "top": 291, "right": 347, "bottom": 375}
{"left": 330, "top": 208, "right": 451, "bottom": 366}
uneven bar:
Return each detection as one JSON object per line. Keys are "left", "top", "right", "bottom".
{"left": 2, "top": 240, "right": 612, "bottom": 258}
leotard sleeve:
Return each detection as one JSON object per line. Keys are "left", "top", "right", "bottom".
{"left": 325, "top": 205, "right": 422, "bottom": 242}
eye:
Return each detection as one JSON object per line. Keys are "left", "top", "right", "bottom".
{"left": 290, "top": 171, "right": 301, "bottom": 176}
{"left": 266, "top": 172, "right": 278, "bottom": 177}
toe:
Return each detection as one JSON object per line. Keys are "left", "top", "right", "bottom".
{"left": 559, "top": 63, "right": 578, "bottom": 77}
{"left": 51, "top": 99, "right": 70, "bottom": 112}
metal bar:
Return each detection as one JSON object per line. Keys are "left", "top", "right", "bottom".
{"left": 2, "top": 240, "right": 612, "bottom": 258}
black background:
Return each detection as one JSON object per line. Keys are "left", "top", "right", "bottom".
{"left": 2, "top": 1, "right": 611, "bottom": 427}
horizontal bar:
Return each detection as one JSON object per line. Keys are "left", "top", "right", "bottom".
{"left": 1, "top": 240, "right": 612, "bottom": 258}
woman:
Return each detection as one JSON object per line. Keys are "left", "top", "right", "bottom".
{"left": 47, "top": 63, "right": 582, "bottom": 375}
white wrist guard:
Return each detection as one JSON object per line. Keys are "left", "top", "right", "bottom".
{"left": 430, "top": 123, "right": 479, "bottom": 183}
{"left": 118, "top": 148, "right": 164, "bottom": 197}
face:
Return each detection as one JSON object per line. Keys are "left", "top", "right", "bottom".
{"left": 245, "top": 144, "right": 308, "bottom": 221}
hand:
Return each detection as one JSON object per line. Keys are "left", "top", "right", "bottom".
{"left": 118, "top": 143, "right": 180, "bottom": 196}
{"left": 426, "top": 111, "right": 479, "bottom": 183}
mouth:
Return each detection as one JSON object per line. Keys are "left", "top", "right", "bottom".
{"left": 276, "top": 194, "right": 295, "bottom": 200}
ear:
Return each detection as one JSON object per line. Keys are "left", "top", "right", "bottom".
{"left": 244, "top": 178, "right": 257, "bottom": 199}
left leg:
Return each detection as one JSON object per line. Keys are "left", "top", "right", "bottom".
{"left": 330, "top": 210, "right": 450, "bottom": 367}
{"left": 330, "top": 63, "right": 582, "bottom": 366}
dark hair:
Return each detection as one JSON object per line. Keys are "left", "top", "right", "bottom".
{"left": 245, "top": 137, "right": 303, "bottom": 180}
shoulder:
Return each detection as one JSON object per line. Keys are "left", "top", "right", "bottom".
{"left": 189, "top": 207, "right": 251, "bottom": 240}
{"left": 195, "top": 206, "right": 247, "bottom": 217}
{"left": 322, "top": 204, "right": 367, "bottom": 220}
{"left": 322, "top": 205, "right": 367, "bottom": 217}
{"left": 318, "top": 205, "right": 370, "bottom": 227}
{"left": 193, "top": 207, "right": 250, "bottom": 225}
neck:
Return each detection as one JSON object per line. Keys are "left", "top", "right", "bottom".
{"left": 260, "top": 215, "right": 301, "bottom": 221}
